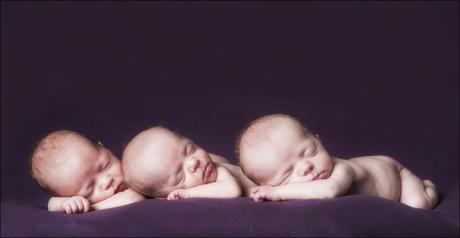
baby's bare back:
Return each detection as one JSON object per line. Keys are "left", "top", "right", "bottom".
{"left": 344, "top": 155, "right": 403, "bottom": 201}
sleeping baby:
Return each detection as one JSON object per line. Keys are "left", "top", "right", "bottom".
{"left": 236, "top": 114, "right": 439, "bottom": 209}
{"left": 31, "top": 130, "right": 144, "bottom": 214}
{"left": 122, "top": 126, "right": 255, "bottom": 199}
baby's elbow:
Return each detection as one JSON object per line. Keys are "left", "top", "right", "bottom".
{"left": 227, "top": 182, "right": 242, "bottom": 198}
{"left": 326, "top": 182, "right": 348, "bottom": 198}
{"left": 124, "top": 190, "right": 145, "bottom": 203}
{"left": 323, "top": 187, "right": 340, "bottom": 199}
{"left": 130, "top": 192, "right": 145, "bottom": 202}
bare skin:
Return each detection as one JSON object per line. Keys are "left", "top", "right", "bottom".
{"left": 42, "top": 133, "right": 144, "bottom": 214}
{"left": 48, "top": 188, "right": 144, "bottom": 213}
{"left": 239, "top": 114, "right": 438, "bottom": 209}
{"left": 123, "top": 127, "right": 256, "bottom": 200}
{"left": 214, "top": 154, "right": 257, "bottom": 197}
{"left": 166, "top": 160, "right": 239, "bottom": 200}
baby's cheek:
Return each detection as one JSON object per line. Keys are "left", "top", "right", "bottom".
{"left": 111, "top": 162, "right": 124, "bottom": 177}
{"left": 319, "top": 155, "right": 334, "bottom": 171}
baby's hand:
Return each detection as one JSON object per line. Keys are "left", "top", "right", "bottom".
{"left": 250, "top": 186, "right": 281, "bottom": 202}
{"left": 61, "top": 196, "right": 90, "bottom": 214}
{"left": 167, "top": 189, "right": 188, "bottom": 200}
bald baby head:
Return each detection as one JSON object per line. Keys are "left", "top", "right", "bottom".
{"left": 236, "top": 114, "right": 310, "bottom": 185}
{"left": 122, "top": 126, "right": 172, "bottom": 197}
{"left": 30, "top": 130, "right": 98, "bottom": 195}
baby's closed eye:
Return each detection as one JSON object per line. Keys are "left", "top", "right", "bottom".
{"left": 102, "top": 159, "right": 111, "bottom": 170}
{"left": 303, "top": 145, "right": 317, "bottom": 157}
{"left": 185, "top": 143, "right": 196, "bottom": 155}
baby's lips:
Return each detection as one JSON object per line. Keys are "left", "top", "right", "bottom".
{"left": 115, "top": 181, "right": 127, "bottom": 193}
{"left": 202, "top": 162, "right": 214, "bottom": 182}
{"left": 316, "top": 171, "right": 330, "bottom": 180}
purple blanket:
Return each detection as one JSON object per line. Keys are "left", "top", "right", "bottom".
{"left": 1, "top": 1, "right": 458, "bottom": 236}
{"left": 2, "top": 193, "right": 459, "bottom": 236}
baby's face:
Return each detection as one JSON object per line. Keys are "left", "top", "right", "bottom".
{"left": 138, "top": 129, "right": 217, "bottom": 197}
{"left": 244, "top": 122, "right": 334, "bottom": 186}
{"left": 46, "top": 135, "right": 125, "bottom": 203}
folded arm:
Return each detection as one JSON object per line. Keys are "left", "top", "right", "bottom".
{"left": 168, "top": 166, "right": 242, "bottom": 199}
{"left": 90, "top": 188, "right": 145, "bottom": 210}
{"left": 252, "top": 162, "right": 354, "bottom": 202}
{"left": 48, "top": 196, "right": 90, "bottom": 214}
{"left": 48, "top": 188, "right": 145, "bottom": 213}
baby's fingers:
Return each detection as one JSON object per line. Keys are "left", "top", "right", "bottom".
{"left": 82, "top": 199, "right": 90, "bottom": 213}
{"left": 64, "top": 205, "right": 72, "bottom": 214}
{"left": 76, "top": 199, "right": 89, "bottom": 213}
{"left": 70, "top": 203, "right": 78, "bottom": 213}
{"left": 253, "top": 193, "right": 265, "bottom": 203}
{"left": 167, "top": 192, "right": 177, "bottom": 200}
{"left": 75, "top": 200, "right": 84, "bottom": 213}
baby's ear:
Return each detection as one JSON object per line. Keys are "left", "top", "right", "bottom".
{"left": 315, "top": 134, "right": 320, "bottom": 140}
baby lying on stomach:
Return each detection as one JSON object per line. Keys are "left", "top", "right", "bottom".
{"left": 237, "top": 114, "right": 438, "bottom": 209}
{"left": 122, "top": 126, "right": 255, "bottom": 199}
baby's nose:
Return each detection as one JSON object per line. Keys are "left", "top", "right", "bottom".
{"left": 100, "top": 175, "right": 114, "bottom": 190}
{"left": 186, "top": 157, "right": 200, "bottom": 173}
{"left": 301, "top": 161, "right": 314, "bottom": 176}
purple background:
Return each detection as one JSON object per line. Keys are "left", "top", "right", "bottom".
{"left": 1, "top": 1, "right": 458, "bottom": 236}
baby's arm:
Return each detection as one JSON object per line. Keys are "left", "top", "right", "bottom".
{"left": 167, "top": 166, "right": 242, "bottom": 199}
{"left": 90, "top": 188, "right": 145, "bottom": 211}
{"left": 48, "top": 196, "right": 90, "bottom": 214}
{"left": 251, "top": 162, "right": 354, "bottom": 202}
{"left": 48, "top": 188, "right": 145, "bottom": 213}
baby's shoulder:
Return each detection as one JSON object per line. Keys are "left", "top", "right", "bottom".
{"left": 215, "top": 164, "right": 240, "bottom": 181}
{"left": 209, "top": 153, "right": 229, "bottom": 164}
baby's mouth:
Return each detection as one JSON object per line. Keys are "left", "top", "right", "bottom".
{"left": 313, "top": 171, "right": 329, "bottom": 180}
{"left": 202, "top": 163, "right": 213, "bottom": 183}
{"left": 114, "top": 182, "right": 126, "bottom": 193}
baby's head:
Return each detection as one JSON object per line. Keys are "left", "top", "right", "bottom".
{"left": 123, "top": 126, "right": 217, "bottom": 198}
{"left": 30, "top": 130, "right": 125, "bottom": 203}
{"left": 237, "top": 114, "right": 334, "bottom": 186}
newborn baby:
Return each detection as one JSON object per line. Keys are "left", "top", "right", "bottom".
{"left": 237, "top": 114, "right": 439, "bottom": 209}
{"left": 31, "top": 130, "right": 144, "bottom": 214}
{"left": 123, "top": 126, "right": 255, "bottom": 199}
